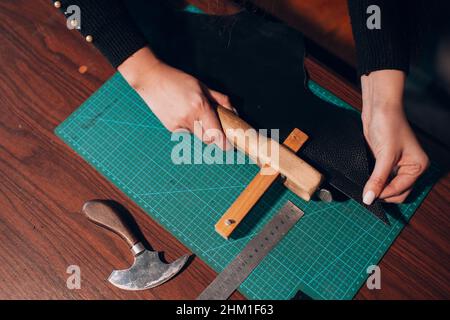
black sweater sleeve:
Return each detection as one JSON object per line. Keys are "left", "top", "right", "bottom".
{"left": 348, "top": 0, "right": 410, "bottom": 76}
{"left": 52, "top": 0, "right": 149, "bottom": 68}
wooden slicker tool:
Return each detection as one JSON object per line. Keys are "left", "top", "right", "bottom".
{"left": 215, "top": 106, "right": 323, "bottom": 239}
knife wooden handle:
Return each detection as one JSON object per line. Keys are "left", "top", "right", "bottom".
{"left": 217, "top": 105, "right": 323, "bottom": 201}
{"left": 82, "top": 200, "right": 139, "bottom": 248}
{"left": 215, "top": 128, "right": 308, "bottom": 239}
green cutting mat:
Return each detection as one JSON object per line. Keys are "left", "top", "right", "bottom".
{"left": 55, "top": 73, "right": 439, "bottom": 300}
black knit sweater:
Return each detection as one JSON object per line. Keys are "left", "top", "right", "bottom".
{"left": 53, "top": 0, "right": 148, "bottom": 68}
{"left": 348, "top": 0, "right": 413, "bottom": 75}
{"left": 52, "top": 0, "right": 428, "bottom": 75}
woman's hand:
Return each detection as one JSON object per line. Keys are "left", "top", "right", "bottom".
{"left": 118, "top": 47, "right": 234, "bottom": 149}
{"left": 361, "top": 70, "right": 429, "bottom": 205}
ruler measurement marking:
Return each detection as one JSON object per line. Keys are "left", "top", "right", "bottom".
{"left": 197, "top": 201, "right": 304, "bottom": 300}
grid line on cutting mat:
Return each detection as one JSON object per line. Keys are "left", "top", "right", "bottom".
{"left": 55, "top": 73, "right": 439, "bottom": 300}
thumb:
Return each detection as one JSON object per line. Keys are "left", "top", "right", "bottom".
{"left": 208, "top": 89, "right": 238, "bottom": 114}
{"left": 199, "top": 107, "right": 233, "bottom": 151}
{"left": 363, "top": 151, "right": 396, "bottom": 205}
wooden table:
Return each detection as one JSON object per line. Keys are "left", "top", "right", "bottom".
{"left": 0, "top": 0, "right": 448, "bottom": 300}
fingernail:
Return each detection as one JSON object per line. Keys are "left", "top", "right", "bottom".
{"left": 232, "top": 107, "right": 239, "bottom": 115}
{"left": 363, "top": 190, "right": 375, "bottom": 205}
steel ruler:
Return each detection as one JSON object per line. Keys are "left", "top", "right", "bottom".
{"left": 197, "top": 201, "right": 304, "bottom": 300}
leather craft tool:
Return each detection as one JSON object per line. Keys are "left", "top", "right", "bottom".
{"left": 82, "top": 200, "right": 189, "bottom": 290}
{"left": 198, "top": 201, "right": 304, "bottom": 300}
{"left": 215, "top": 105, "right": 389, "bottom": 239}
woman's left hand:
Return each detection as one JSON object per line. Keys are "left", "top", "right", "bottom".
{"left": 361, "top": 70, "right": 430, "bottom": 205}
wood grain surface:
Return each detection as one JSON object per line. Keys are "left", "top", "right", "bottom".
{"left": 0, "top": 0, "right": 448, "bottom": 300}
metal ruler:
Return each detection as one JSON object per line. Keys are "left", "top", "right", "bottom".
{"left": 197, "top": 201, "right": 304, "bottom": 300}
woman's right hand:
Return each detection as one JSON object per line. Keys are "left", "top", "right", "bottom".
{"left": 118, "top": 47, "right": 234, "bottom": 150}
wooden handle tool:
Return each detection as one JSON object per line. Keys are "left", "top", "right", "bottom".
{"left": 215, "top": 106, "right": 323, "bottom": 239}
{"left": 217, "top": 106, "right": 323, "bottom": 201}
{"left": 82, "top": 200, "right": 190, "bottom": 290}
{"left": 82, "top": 200, "right": 139, "bottom": 248}
{"left": 215, "top": 128, "right": 308, "bottom": 239}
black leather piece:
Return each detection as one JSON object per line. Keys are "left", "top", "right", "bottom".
{"left": 125, "top": 4, "right": 389, "bottom": 222}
